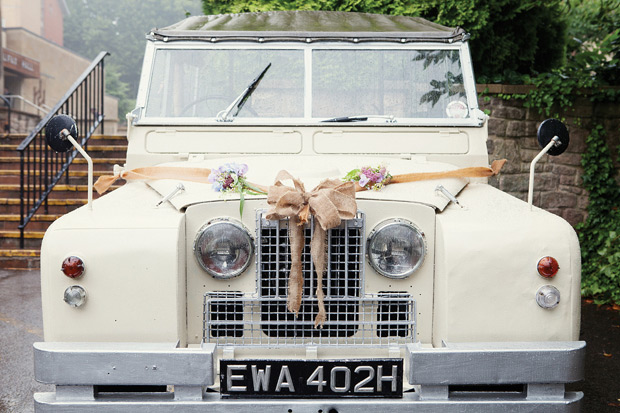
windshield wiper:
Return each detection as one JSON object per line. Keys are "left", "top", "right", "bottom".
{"left": 321, "top": 115, "right": 396, "bottom": 123}
{"left": 216, "top": 63, "right": 271, "bottom": 122}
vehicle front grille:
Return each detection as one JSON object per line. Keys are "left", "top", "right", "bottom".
{"left": 203, "top": 294, "right": 416, "bottom": 346}
{"left": 201, "top": 211, "right": 417, "bottom": 346}
{"left": 257, "top": 210, "right": 364, "bottom": 338}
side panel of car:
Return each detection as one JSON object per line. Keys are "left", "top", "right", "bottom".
{"left": 433, "top": 184, "right": 581, "bottom": 346}
{"left": 40, "top": 184, "right": 187, "bottom": 344}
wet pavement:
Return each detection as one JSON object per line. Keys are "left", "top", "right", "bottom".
{"left": 0, "top": 269, "right": 618, "bottom": 412}
{"left": 0, "top": 270, "right": 51, "bottom": 413}
{"left": 572, "top": 300, "right": 620, "bottom": 412}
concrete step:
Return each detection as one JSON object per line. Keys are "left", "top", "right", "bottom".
{"left": 0, "top": 198, "right": 87, "bottom": 215}
{"left": 0, "top": 144, "right": 128, "bottom": 158}
{"left": 0, "top": 183, "right": 120, "bottom": 199}
{"left": 1, "top": 136, "right": 127, "bottom": 152}
{"left": 0, "top": 249, "right": 40, "bottom": 270}
{"left": 0, "top": 133, "right": 28, "bottom": 146}
{"left": 0, "top": 214, "right": 60, "bottom": 231}
{"left": 0, "top": 230, "right": 45, "bottom": 250}
{"left": 0, "top": 156, "right": 125, "bottom": 165}
{"left": 0, "top": 171, "right": 117, "bottom": 186}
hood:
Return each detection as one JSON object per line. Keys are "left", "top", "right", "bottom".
{"left": 146, "top": 156, "right": 470, "bottom": 211}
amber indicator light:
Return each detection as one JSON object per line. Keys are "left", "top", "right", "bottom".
{"left": 537, "top": 256, "right": 559, "bottom": 278}
{"left": 61, "top": 256, "right": 85, "bottom": 278}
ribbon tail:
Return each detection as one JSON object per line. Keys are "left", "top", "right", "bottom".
{"left": 311, "top": 221, "right": 327, "bottom": 328}
{"left": 491, "top": 159, "right": 507, "bottom": 175}
{"left": 287, "top": 216, "right": 305, "bottom": 316}
{"left": 94, "top": 174, "right": 120, "bottom": 194}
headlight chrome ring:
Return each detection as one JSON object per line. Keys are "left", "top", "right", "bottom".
{"left": 367, "top": 218, "right": 426, "bottom": 279}
{"left": 194, "top": 219, "right": 254, "bottom": 279}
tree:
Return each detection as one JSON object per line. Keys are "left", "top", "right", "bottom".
{"left": 201, "top": 0, "right": 567, "bottom": 81}
{"left": 64, "top": 0, "right": 202, "bottom": 120}
{"left": 563, "top": 0, "right": 619, "bottom": 85}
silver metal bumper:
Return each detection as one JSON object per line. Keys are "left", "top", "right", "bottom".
{"left": 34, "top": 340, "right": 585, "bottom": 412}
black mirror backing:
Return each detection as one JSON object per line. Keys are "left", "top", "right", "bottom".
{"left": 45, "top": 114, "right": 78, "bottom": 153}
{"left": 537, "top": 118, "right": 569, "bottom": 156}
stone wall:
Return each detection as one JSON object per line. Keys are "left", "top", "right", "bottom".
{"left": 478, "top": 85, "right": 620, "bottom": 227}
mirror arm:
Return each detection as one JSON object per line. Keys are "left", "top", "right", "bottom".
{"left": 528, "top": 136, "right": 560, "bottom": 210}
{"left": 61, "top": 129, "right": 93, "bottom": 210}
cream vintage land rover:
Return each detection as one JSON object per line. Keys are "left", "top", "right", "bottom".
{"left": 34, "top": 10, "right": 585, "bottom": 412}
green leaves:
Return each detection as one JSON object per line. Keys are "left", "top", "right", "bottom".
{"left": 64, "top": 0, "right": 202, "bottom": 121}
{"left": 577, "top": 125, "right": 620, "bottom": 305}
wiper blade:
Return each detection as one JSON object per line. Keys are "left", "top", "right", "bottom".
{"left": 217, "top": 63, "right": 271, "bottom": 122}
{"left": 321, "top": 115, "right": 396, "bottom": 123}
{"left": 322, "top": 116, "right": 368, "bottom": 123}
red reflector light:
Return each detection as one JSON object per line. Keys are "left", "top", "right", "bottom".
{"left": 61, "top": 256, "right": 85, "bottom": 278}
{"left": 537, "top": 256, "right": 559, "bottom": 278}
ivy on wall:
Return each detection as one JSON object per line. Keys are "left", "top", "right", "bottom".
{"left": 502, "top": 46, "right": 620, "bottom": 305}
{"left": 490, "top": 1, "right": 620, "bottom": 304}
{"left": 576, "top": 126, "right": 620, "bottom": 304}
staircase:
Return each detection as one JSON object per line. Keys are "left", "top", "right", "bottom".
{"left": 0, "top": 133, "right": 127, "bottom": 269}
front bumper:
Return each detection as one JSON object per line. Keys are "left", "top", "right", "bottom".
{"left": 34, "top": 341, "right": 585, "bottom": 412}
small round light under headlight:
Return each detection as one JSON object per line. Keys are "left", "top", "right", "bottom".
{"left": 537, "top": 256, "right": 559, "bottom": 278}
{"left": 367, "top": 219, "right": 426, "bottom": 279}
{"left": 536, "top": 285, "right": 560, "bottom": 309}
{"left": 64, "top": 285, "right": 86, "bottom": 308}
{"left": 194, "top": 220, "right": 253, "bottom": 279}
{"left": 61, "top": 256, "right": 85, "bottom": 279}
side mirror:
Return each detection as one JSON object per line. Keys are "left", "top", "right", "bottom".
{"left": 537, "top": 118, "right": 569, "bottom": 156}
{"left": 528, "top": 118, "right": 570, "bottom": 209}
{"left": 44, "top": 114, "right": 94, "bottom": 210}
{"left": 45, "top": 114, "right": 78, "bottom": 153}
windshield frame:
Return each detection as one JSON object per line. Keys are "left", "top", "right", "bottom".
{"left": 135, "top": 40, "right": 482, "bottom": 127}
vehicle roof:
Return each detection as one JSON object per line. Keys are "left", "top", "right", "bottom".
{"left": 150, "top": 10, "right": 466, "bottom": 43}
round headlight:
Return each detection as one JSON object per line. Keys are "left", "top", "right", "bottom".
{"left": 367, "top": 219, "right": 426, "bottom": 278}
{"left": 194, "top": 219, "right": 253, "bottom": 279}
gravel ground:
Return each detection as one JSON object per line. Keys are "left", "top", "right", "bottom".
{"left": 0, "top": 269, "right": 617, "bottom": 412}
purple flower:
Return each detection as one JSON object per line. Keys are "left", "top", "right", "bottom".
{"left": 359, "top": 173, "right": 370, "bottom": 187}
{"left": 344, "top": 164, "right": 391, "bottom": 191}
{"left": 222, "top": 162, "right": 248, "bottom": 177}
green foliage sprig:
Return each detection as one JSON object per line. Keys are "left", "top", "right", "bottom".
{"left": 576, "top": 126, "right": 620, "bottom": 304}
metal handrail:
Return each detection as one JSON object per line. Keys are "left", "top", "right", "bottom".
{"left": 17, "top": 51, "right": 109, "bottom": 248}
{"left": 0, "top": 95, "right": 11, "bottom": 134}
{"left": 3, "top": 95, "right": 52, "bottom": 115}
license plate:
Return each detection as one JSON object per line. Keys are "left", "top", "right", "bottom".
{"left": 220, "top": 359, "right": 403, "bottom": 398}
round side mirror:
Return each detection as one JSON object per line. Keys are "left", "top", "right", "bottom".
{"left": 537, "top": 118, "right": 569, "bottom": 156}
{"left": 45, "top": 114, "right": 78, "bottom": 153}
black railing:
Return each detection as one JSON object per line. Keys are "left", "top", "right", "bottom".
{"left": 17, "top": 51, "right": 109, "bottom": 248}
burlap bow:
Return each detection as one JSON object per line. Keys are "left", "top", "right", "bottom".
{"left": 265, "top": 171, "right": 357, "bottom": 328}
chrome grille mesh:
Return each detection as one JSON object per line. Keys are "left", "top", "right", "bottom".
{"left": 202, "top": 211, "right": 417, "bottom": 345}
{"left": 203, "top": 294, "right": 416, "bottom": 346}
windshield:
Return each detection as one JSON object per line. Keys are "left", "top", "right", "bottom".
{"left": 144, "top": 46, "right": 471, "bottom": 123}
{"left": 145, "top": 49, "right": 304, "bottom": 118}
